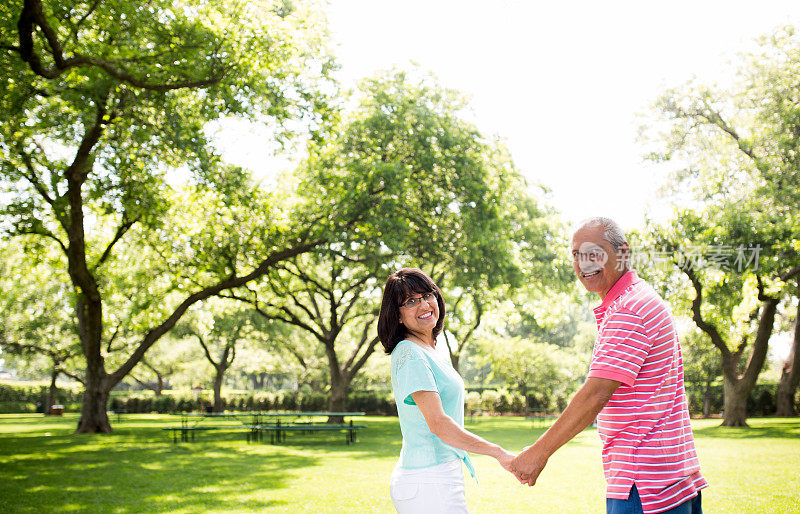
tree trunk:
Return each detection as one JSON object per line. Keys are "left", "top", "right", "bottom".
{"left": 76, "top": 372, "right": 112, "bottom": 433}
{"left": 155, "top": 374, "right": 164, "bottom": 396}
{"left": 253, "top": 372, "right": 266, "bottom": 390}
{"left": 776, "top": 301, "right": 800, "bottom": 416}
{"left": 702, "top": 379, "right": 711, "bottom": 418}
{"left": 327, "top": 376, "right": 348, "bottom": 423}
{"left": 212, "top": 366, "right": 226, "bottom": 413}
{"left": 720, "top": 296, "right": 779, "bottom": 426}
{"left": 76, "top": 278, "right": 112, "bottom": 433}
{"left": 721, "top": 376, "right": 749, "bottom": 427}
{"left": 73, "top": 292, "right": 112, "bottom": 432}
{"left": 46, "top": 369, "right": 59, "bottom": 414}
{"left": 450, "top": 351, "right": 460, "bottom": 374}
{"left": 714, "top": 299, "right": 777, "bottom": 427}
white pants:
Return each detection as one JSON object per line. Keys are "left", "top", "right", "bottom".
{"left": 390, "top": 460, "right": 468, "bottom": 514}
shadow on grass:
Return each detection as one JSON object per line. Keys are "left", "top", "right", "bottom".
{"left": 0, "top": 414, "right": 602, "bottom": 512}
{"left": 691, "top": 418, "right": 800, "bottom": 439}
{"left": 0, "top": 429, "right": 317, "bottom": 513}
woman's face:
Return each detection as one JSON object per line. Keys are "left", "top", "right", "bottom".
{"left": 398, "top": 291, "right": 440, "bottom": 336}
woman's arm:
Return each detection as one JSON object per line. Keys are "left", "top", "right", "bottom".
{"left": 411, "top": 390, "right": 516, "bottom": 471}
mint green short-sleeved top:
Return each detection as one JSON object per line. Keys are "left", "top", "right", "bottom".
{"left": 390, "top": 339, "right": 475, "bottom": 477}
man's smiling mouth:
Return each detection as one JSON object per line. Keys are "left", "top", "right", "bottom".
{"left": 581, "top": 269, "right": 601, "bottom": 278}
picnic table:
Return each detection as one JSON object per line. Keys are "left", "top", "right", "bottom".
{"left": 163, "top": 411, "right": 366, "bottom": 444}
{"left": 526, "top": 408, "right": 558, "bottom": 428}
{"left": 108, "top": 409, "right": 127, "bottom": 423}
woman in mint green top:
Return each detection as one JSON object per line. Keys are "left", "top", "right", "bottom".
{"left": 378, "top": 268, "right": 516, "bottom": 513}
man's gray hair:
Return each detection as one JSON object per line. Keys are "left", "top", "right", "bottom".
{"left": 576, "top": 217, "right": 627, "bottom": 251}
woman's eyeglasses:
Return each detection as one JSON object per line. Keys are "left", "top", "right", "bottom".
{"left": 400, "top": 292, "right": 437, "bottom": 309}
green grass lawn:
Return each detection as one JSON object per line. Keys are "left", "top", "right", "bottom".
{"left": 1, "top": 414, "right": 798, "bottom": 513}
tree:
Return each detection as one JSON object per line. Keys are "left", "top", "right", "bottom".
{"left": 0, "top": 241, "right": 83, "bottom": 413}
{"left": 176, "top": 304, "right": 260, "bottom": 412}
{"left": 225, "top": 69, "right": 566, "bottom": 413}
{"left": 129, "top": 354, "right": 181, "bottom": 396}
{"left": 224, "top": 250, "right": 382, "bottom": 417}
{"left": 473, "top": 334, "right": 585, "bottom": 410}
{"left": 295, "top": 69, "right": 566, "bottom": 376}
{"left": 644, "top": 25, "right": 800, "bottom": 425}
{"left": 644, "top": 209, "right": 794, "bottom": 426}
{"left": 776, "top": 284, "right": 800, "bottom": 416}
{"left": 1, "top": 0, "right": 335, "bottom": 432}
{"left": 680, "top": 330, "right": 724, "bottom": 418}
{"left": 434, "top": 191, "right": 569, "bottom": 372}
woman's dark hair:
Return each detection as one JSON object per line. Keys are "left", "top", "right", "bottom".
{"left": 377, "top": 268, "right": 446, "bottom": 354}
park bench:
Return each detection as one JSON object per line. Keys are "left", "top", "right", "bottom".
{"left": 252, "top": 420, "right": 365, "bottom": 445}
{"left": 162, "top": 412, "right": 366, "bottom": 444}
{"left": 466, "top": 408, "right": 484, "bottom": 421}
{"left": 108, "top": 409, "right": 127, "bottom": 423}
{"left": 162, "top": 412, "right": 262, "bottom": 443}
{"left": 526, "top": 409, "right": 558, "bottom": 428}
{"left": 162, "top": 425, "right": 255, "bottom": 443}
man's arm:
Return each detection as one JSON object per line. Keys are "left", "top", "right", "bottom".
{"left": 511, "top": 377, "right": 621, "bottom": 486}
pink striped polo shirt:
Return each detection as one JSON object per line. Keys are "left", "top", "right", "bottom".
{"left": 588, "top": 271, "right": 708, "bottom": 514}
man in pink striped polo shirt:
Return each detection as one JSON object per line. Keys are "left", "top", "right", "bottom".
{"left": 511, "top": 217, "right": 707, "bottom": 514}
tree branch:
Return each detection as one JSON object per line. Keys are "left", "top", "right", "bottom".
{"left": 682, "top": 265, "right": 731, "bottom": 358}
{"left": 193, "top": 331, "right": 219, "bottom": 368}
{"left": 221, "top": 292, "right": 325, "bottom": 342}
{"left": 459, "top": 295, "right": 484, "bottom": 352}
{"left": 107, "top": 239, "right": 322, "bottom": 385}
{"left": 17, "top": 149, "right": 57, "bottom": 208}
{"left": 93, "top": 215, "right": 138, "bottom": 269}
{"left": 60, "top": 369, "right": 85, "bottom": 385}
{"left": 69, "top": 0, "right": 101, "bottom": 45}
{"left": 338, "top": 282, "right": 369, "bottom": 328}
{"left": 285, "top": 345, "right": 308, "bottom": 369}
{"left": 780, "top": 266, "right": 800, "bottom": 283}
{"left": 16, "top": 0, "right": 224, "bottom": 90}
{"left": 131, "top": 374, "right": 155, "bottom": 392}
{"left": 343, "top": 316, "right": 378, "bottom": 376}
{"left": 228, "top": 342, "right": 236, "bottom": 367}
{"left": 697, "top": 102, "right": 759, "bottom": 164}
{"left": 105, "top": 324, "right": 121, "bottom": 354}
{"left": 17, "top": 228, "right": 68, "bottom": 255}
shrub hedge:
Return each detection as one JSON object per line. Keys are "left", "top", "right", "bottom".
{"left": 0, "top": 382, "right": 83, "bottom": 412}
{"left": 1, "top": 381, "right": 797, "bottom": 416}
{"left": 105, "top": 389, "right": 397, "bottom": 414}
{"left": 684, "top": 382, "right": 794, "bottom": 417}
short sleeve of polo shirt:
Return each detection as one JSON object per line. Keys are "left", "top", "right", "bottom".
{"left": 392, "top": 343, "right": 438, "bottom": 405}
{"left": 588, "top": 309, "right": 651, "bottom": 387}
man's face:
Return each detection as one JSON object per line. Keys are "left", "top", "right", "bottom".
{"left": 571, "top": 225, "right": 628, "bottom": 299}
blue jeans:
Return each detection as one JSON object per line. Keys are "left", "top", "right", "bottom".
{"left": 607, "top": 485, "right": 702, "bottom": 514}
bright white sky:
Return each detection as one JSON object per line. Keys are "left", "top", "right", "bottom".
{"left": 215, "top": 1, "right": 800, "bottom": 232}
{"left": 325, "top": 0, "right": 800, "bottom": 231}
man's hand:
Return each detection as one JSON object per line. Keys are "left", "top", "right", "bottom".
{"left": 510, "top": 445, "right": 549, "bottom": 486}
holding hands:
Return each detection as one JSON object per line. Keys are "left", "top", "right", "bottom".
{"left": 494, "top": 447, "right": 517, "bottom": 474}
{"left": 493, "top": 444, "right": 550, "bottom": 486}
{"left": 510, "top": 445, "right": 549, "bottom": 486}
